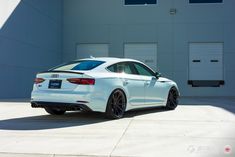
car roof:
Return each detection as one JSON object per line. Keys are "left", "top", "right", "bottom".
{"left": 77, "top": 57, "right": 140, "bottom": 64}
{"left": 73, "top": 57, "right": 146, "bottom": 72}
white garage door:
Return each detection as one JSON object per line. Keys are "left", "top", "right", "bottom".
{"left": 124, "top": 43, "right": 157, "bottom": 71}
{"left": 76, "top": 44, "right": 109, "bottom": 59}
{"left": 189, "top": 43, "right": 223, "bottom": 80}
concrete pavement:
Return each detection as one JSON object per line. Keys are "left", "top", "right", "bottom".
{"left": 0, "top": 97, "right": 235, "bottom": 157}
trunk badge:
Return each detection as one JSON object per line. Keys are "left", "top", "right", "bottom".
{"left": 51, "top": 74, "right": 59, "bottom": 78}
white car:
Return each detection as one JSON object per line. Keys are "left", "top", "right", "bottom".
{"left": 31, "top": 57, "right": 179, "bottom": 119}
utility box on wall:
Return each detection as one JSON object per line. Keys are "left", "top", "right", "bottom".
{"left": 188, "top": 43, "right": 224, "bottom": 87}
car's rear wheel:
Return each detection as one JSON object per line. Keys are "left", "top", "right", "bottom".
{"left": 166, "top": 87, "right": 179, "bottom": 110}
{"left": 44, "top": 107, "right": 66, "bottom": 115}
{"left": 105, "top": 89, "right": 126, "bottom": 119}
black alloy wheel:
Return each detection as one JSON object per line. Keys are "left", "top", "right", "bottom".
{"left": 166, "top": 87, "right": 179, "bottom": 110}
{"left": 106, "top": 89, "right": 126, "bottom": 119}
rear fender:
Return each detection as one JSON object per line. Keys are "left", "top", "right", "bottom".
{"left": 92, "top": 77, "right": 128, "bottom": 112}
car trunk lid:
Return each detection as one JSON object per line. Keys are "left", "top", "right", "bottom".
{"left": 35, "top": 70, "right": 93, "bottom": 91}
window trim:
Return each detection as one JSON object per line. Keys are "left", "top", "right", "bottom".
{"left": 123, "top": 0, "right": 157, "bottom": 6}
{"left": 189, "top": 0, "right": 223, "bottom": 4}
{"left": 188, "top": 80, "right": 224, "bottom": 87}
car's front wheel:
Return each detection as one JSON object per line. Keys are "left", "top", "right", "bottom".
{"left": 166, "top": 87, "right": 179, "bottom": 110}
{"left": 44, "top": 107, "right": 66, "bottom": 115}
{"left": 105, "top": 89, "right": 126, "bottom": 119}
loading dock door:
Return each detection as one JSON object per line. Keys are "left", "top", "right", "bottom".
{"left": 124, "top": 43, "right": 157, "bottom": 71}
{"left": 189, "top": 43, "right": 224, "bottom": 87}
{"left": 76, "top": 44, "right": 108, "bottom": 59}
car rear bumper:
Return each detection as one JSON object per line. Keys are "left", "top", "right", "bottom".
{"left": 31, "top": 90, "right": 108, "bottom": 112}
{"left": 31, "top": 101, "right": 92, "bottom": 111}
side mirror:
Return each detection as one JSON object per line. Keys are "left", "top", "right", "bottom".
{"left": 155, "top": 72, "right": 162, "bottom": 78}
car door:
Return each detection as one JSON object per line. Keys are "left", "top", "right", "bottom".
{"left": 107, "top": 62, "right": 146, "bottom": 106}
{"left": 133, "top": 62, "right": 166, "bottom": 106}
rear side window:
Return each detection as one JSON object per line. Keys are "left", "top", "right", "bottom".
{"left": 107, "top": 62, "right": 137, "bottom": 75}
{"left": 51, "top": 60, "right": 105, "bottom": 71}
{"left": 107, "top": 64, "right": 117, "bottom": 72}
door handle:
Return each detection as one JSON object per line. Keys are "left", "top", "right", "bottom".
{"left": 144, "top": 81, "right": 150, "bottom": 86}
{"left": 123, "top": 80, "right": 129, "bottom": 86}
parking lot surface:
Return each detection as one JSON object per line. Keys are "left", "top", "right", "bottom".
{"left": 0, "top": 97, "right": 235, "bottom": 157}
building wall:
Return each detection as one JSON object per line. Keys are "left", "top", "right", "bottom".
{"left": 0, "top": 0, "right": 63, "bottom": 98}
{"left": 63, "top": 0, "right": 235, "bottom": 96}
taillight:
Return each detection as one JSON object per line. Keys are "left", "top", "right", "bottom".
{"left": 67, "top": 78, "right": 95, "bottom": 85}
{"left": 34, "top": 78, "right": 45, "bottom": 84}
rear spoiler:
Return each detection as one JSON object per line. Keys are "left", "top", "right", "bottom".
{"left": 38, "top": 70, "right": 84, "bottom": 75}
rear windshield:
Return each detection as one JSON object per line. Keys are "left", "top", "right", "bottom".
{"left": 50, "top": 60, "right": 105, "bottom": 71}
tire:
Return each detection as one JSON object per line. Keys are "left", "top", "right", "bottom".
{"left": 105, "top": 89, "right": 127, "bottom": 119}
{"left": 166, "top": 87, "right": 179, "bottom": 110}
{"left": 44, "top": 107, "right": 66, "bottom": 115}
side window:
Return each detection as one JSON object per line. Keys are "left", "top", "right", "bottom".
{"left": 117, "top": 63, "right": 132, "bottom": 74}
{"left": 107, "top": 64, "right": 116, "bottom": 72}
{"left": 133, "top": 63, "right": 155, "bottom": 76}
{"left": 107, "top": 62, "right": 136, "bottom": 75}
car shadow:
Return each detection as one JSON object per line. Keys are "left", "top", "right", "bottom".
{"left": 0, "top": 106, "right": 169, "bottom": 131}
